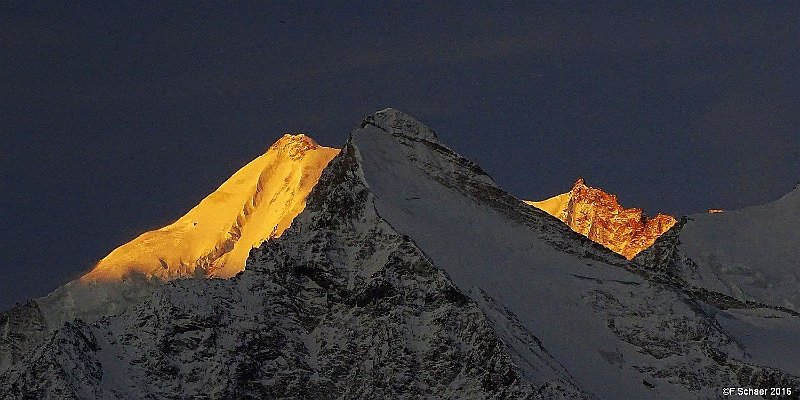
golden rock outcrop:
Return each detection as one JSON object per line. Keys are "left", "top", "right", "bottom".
{"left": 527, "top": 178, "right": 676, "bottom": 259}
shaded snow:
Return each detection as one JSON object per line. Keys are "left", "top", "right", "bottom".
{"left": 351, "top": 109, "right": 780, "bottom": 399}
{"left": 678, "top": 187, "right": 800, "bottom": 310}
{"left": 2, "top": 108, "right": 798, "bottom": 399}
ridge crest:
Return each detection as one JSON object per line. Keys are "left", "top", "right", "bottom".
{"left": 361, "top": 108, "right": 438, "bottom": 141}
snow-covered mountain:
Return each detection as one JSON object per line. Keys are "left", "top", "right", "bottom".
{"left": 526, "top": 178, "right": 676, "bottom": 260}
{"left": 84, "top": 133, "right": 339, "bottom": 282}
{"left": 635, "top": 183, "right": 800, "bottom": 378}
{"left": 656, "top": 185, "right": 799, "bottom": 309}
{"left": 9, "top": 134, "right": 337, "bottom": 327}
{"left": 2, "top": 109, "right": 798, "bottom": 399}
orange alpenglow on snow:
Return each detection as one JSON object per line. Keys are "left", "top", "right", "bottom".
{"left": 81, "top": 134, "right": 340, "bottom": 283}
{"left": 526, "top": 178, "right": 677, "bottom": 260}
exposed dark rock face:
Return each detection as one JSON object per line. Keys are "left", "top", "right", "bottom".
{"left": 0, "top": 120, "right": 586, "bottom": 399}
{"left": 1, "top": 109, "right": 798, "bottom": 399}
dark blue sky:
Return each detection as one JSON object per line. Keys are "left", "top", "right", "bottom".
{"left": 2, "top": 2, "right": 799, "bottom": 308}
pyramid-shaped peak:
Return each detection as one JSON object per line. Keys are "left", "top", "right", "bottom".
{"left": 79, "top": 133, "right": 339, "bottom": 284}
{"left": 361, "top": 108, "right": 438, "bottom": 142}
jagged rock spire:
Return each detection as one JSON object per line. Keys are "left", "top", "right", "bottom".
{"left": 527, "top": 178, "right": 676, "bottom": 259}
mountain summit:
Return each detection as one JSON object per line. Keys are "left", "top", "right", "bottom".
{"left": 527, "top": 178, "right": 676, "bottom": 259}
{"left": 82, "top": 127, "right": 671, "bottom": 284}
{"left": 2, "top": 109, "right": 798, "bottom": 399}
{"left": 82, "top": 134, "right": 339, "bottom": 282}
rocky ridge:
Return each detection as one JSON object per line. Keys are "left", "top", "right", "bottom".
{"left": 528, "top": 178, "right": 676, "bottom": 259}
{"left": 1, "top": 109, "right": 798, "bottom": 399}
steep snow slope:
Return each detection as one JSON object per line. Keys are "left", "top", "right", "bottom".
{"left": 673, "top": 186, "right": 800, "bottom": 310}
{"left": 26, "top": 134, "right": 337, "bottom": 326}
{"left": 83, "top": 134, "right": 338, "bottom": 282}
{"left": 2, "top": 109, "right": 798, "bottom": 399}
{"left": 352, "top": 109, "right": 799, "bottom": 398}
{"left": 0, "top": 118, "right": 590, "bottom": 399}
{"left": 527, "top": 193, "right": 571, "bottom": 219}
{"left": 635, "top": 184, "right": 800, "bottom": 377}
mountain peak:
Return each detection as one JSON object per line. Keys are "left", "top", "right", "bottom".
{"left": 269, "top": 133, "right": 320, "bottom": 160}
{"left": 79, "top": 134, "right": 339, "bottom": 283}
{"left": 527, "top": 178, "right": 676, "bottom": 259}
{"left": 5, "top": 111, "right": 797, "bottom": 399}
{"left": 361, "top": 108, "right": 438, "bottom": 141}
